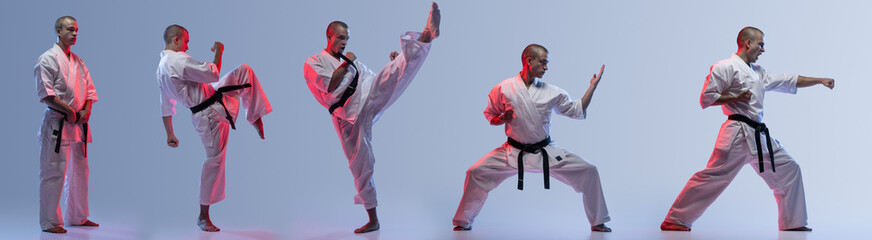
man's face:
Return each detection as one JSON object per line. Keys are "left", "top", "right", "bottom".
{"left": 527, "top": 51, "right": 549, "bottom": 78}
{"left": 176, "top": 30, "right": 190, "bottom": 52}
{"left": 327, "top": 26, "right": 349, "bottom": 55}
{"left": 746, "top": 34, "right": 765, "bottom": 63}
{"left": 56, "top": 19, "right": 78, "bottom": 47}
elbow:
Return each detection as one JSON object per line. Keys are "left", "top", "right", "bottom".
{"left": 700, "top": 94, "right": 719, "bottom": 109}
{"left": 486, "top": 115, "right": 503, "bottom": 125}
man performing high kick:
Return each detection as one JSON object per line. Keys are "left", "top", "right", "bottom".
{"left": 303, "top": 2, "right": 440, "bottom": 233}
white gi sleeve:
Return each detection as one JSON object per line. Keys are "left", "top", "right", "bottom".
{"left": 700, "top": 64, "right": 731, "bottom": 109}
{"left": 82, "top": 62, "right": 98, "bottom": 102}
{"left": 303, "top": 56, "right": 353, "bottom": 98}
{"left": 34, "top": 56, "right": 57, "bottom": 102}
{"left": 159, "top": 86, "right": 177, "bottom": 117}
{"left": 484, "top": 84, "right": 506, "bottom": 125}
{"left": 553, "top": 88, "right": 586, "bottom": 120}
{"left": 182, "top": 56, "right": 220, "bottom": 84}
{"left": 759, "top": 65, "right": 798, "bottom": 94}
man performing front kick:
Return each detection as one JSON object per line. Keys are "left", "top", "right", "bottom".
{"left": 302, "top": 2, "right": 440, "bottom": 233}
{"left": 452, "top": 44, "right": 612, "bottom": 232}
{"left": 660, "top": 26, "right": 835, "bottom": 232}
{"left": 35, "top": 15, "right": 99, "bottom": 234}
{"left": 157, "top": 24, "right": 272, "bottom": 232}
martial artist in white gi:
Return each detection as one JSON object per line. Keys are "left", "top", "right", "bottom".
{"left": 452, "top": 44, "right": 612, "bottom": 232}
{"left": 35, "top": 16, "right": 99, "bottom": 234}
{"left": 157, "top": 24, "right": 272, "bottom": 232}
{"left": 661, "top": 27, "right": 834, "bottom": 232}
{"left": 302, "top": 2, "right": 440, "bottom": 233}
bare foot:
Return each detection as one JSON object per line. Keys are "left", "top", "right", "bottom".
{"left": 253, "top": 118, "right": 264, "bottom": 139}
{"left": 453, "top": 225, "right": 471, "bottom": 231}
{"left": 591, "top": 223, "right": 612, "bottom": 232}
{"left": 660, "top": 221, "right": 691, "bottom": 231}
{"left": 42, "top": 226, "right": 67, "bottom": 234}
{"left": 419, "top": 2, "right": 440, "bottom": 43}
{"left": 783, "top": 226, "right": 812, "bottom": 231}
{"left": 72, "top": 219, "right": 99, "bottom": 227}
{"left": 354, "top": 221, "right": 379, "bottom": 234}
{"left": 198, "top": 218, "right": 220, "bottom": 232}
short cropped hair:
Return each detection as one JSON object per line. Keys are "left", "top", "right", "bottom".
{"left": 164, "top": 24, "right": 188, "bottom": 44}
{"left": 521, "top": 44, "right": 548, "bottom": 64}
{"left": 55, "top": 16, "right": 76, "bottom": 30}
{"left": 737, "top": 26, "right": 763, "bottom": 48}
{"left": 326, "top": 21, "right": 348, "bottom": 39}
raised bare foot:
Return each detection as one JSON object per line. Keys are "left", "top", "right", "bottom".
{"left": 783, "top": 226, "right": 812, "bottom": 231}
{"left": 660, "top": 221, "right": 691, "bottom": 231}
{"left": 72, "top": 219, "right": 99, "bottom": 227}
{"left": 198, "top": 218, "right": 220, "bottom": 232}
{"left": 254, "top": 118, "right": 264, "bottom": 139}
{"left": 419, "top": 2, "right": 440, "bottom": 43}
{"left": 453, "top": 225, "right": 471, "bottom": 231}
{"left": 353, "top": 221, "right": 379, "bottom": 233}
{"left": 591, "top": 223, "right": 612, "bottom": 232}
{"left": 42, "top": 226, "right": 67, "bottom": 234}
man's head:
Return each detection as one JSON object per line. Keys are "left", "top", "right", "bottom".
{"left": 737, "top": 26, "right": 764, "bottom": 63}
{"left": 164, "top": 24, "right": 189, "bottom": 52}
{"left": 522, "top": 44, "right": 549, "bottom": 78}
{"left": 55, "top": 16, "right": 78, "bottom": 47}
{"left": 326, "top": 21, "right": 349, "bottom": 55}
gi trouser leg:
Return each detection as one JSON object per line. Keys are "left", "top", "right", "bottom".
{"left": 194, "top": 113, "right": 230, "bottom": 205}
{"left": 750, "top": 146, "right": 808, "bottom": 229}
{"left": 39, "top": 142, "right": 69, "bottom": 230}
{"left": 365, "top": 32, "right": 431, "bottom": 120}
{"left": 39, "top": 112, "right": 90, "bottom": 230}
{"left": 453, "top": 146, "right": 515, "bottom": 228}
{"left": 665, "top": 121, "right": 748, "bottom": 227}
{"left": 63, "top": 142, "right": 90, "bottom": 226}
{"left": 550, "top": 149, "right": 611, "bottom": 226}
{"left": 333, "top": 112, "right": 377, "bottom": 209}
{"left": 453, "top": 144, "right": 611, "bottom": 228}
{"left": 664, "top": 121, "right": 808, "bottom": 229}
{"left": 213, "top": 64, "right": 273, "bottom": 125}
{"left": 329, "top": 32, "right": 431, "bottom": 209}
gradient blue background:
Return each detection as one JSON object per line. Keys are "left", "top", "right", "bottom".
{"left": 0, "top": 0, "right": 867, "bottom": 239}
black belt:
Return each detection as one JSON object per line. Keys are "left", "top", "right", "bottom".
{"left": 328, "top": 54, "right": 360, "bottom": 115}
{"left": 48, "top": 107, "right": 87, "bottom": 157}
{"left": 507, "top": 136, "right": 553, "bottom": 190}
{"left": 728, "top": 114, "right": 775, "bottom": 172}
{"left": 190, "top": 84, "right": 252, "bottom": 130}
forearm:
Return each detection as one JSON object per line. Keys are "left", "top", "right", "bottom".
{"left": 488, "top": 114, "right": 505, "bottom": 125}
{"left": 328, "top": 62, "right": 350, "bottom": 93}
{"left": 797, "top": 75, "right": 824, "bottom": 88}
{"left": 162, "top": 116, "right": 175, "bottom": 138}
{"left": 81, "top": 100, "right": 92, "bottom": 112}
{"left": 711, "top": 94, "right": 739, "bottom": 105}
{"left": 580, "top": 83, "right": 600, "bottom": 112}
{"left": 212, "top": 51, "right": 223, "bottom": 72}
{"left": 41, "top": 96, "right": 75, "bottom": 116}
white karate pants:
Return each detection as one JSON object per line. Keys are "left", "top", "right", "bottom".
{"left": 39, "top": 110, "right": 90, "bottom": 230}
{"left": 664, "top": 120, "right": 808, "bottom": 229}
{"left": 332, "top": 33, "right": 430, "bottom": 209}
{"left": 452, "top": 143, "right": 611, "bottom": 228}
{"left": 195, "top": 64, "right": 272, "bottom": 205}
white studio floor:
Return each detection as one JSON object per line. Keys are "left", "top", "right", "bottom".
{"left": 1, "top": 206, "right": 868, "bottom": 240}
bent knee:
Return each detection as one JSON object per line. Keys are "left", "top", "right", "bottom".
{"left": 467, "top": 164, "right": 490, "bottom": 177}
